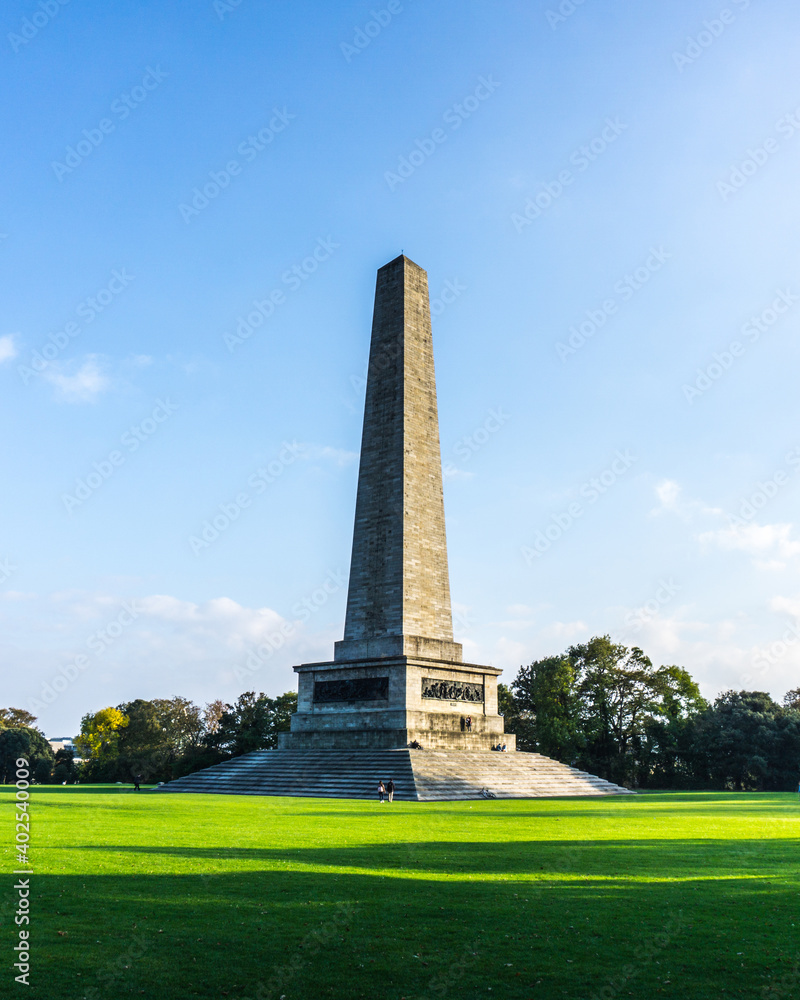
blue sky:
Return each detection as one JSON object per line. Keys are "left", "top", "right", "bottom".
{"left": 3, "top": 0, "right": 800, "bottom": 735}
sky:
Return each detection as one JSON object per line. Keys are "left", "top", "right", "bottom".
{"left": 3, "top": 0, "right": 800, "bottom": 736}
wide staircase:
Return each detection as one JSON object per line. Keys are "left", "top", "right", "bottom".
{"left": 159, "top": 749, "right": 632, "bottom": 800}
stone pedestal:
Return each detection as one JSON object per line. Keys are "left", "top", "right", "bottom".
{"left": 279, "top": 646, "right": 515, "bottom": 751}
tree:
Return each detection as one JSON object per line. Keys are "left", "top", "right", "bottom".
{"left": 152, "top": 696, "right": 205, "bottom": 755}
{"left": 784, "top": 688, "right": 800, "bottom": 711}
{"left": 203, "top": 691, "right": 297, "bottom": 758}
{"left": 507, "top": 636, "right": 707, "bottom": 786}
{"left": 53, "top": 747, "right": 78, "bottom": 784}
{"left": 75, "top": 707, "right": 129, "bottom": 780}
{"left": 0, "top": 707, "right": 38, "bottom": 729}
{"left": 566, "top": 637, "right": 706, "bottom": 785}
{"left": 689, "top": 691, "right": 800, "bottom": 791}
{"left": 0, "top": 728, "right": 54, "bottom": 783}
{"left": 203, "top": 699, "right": 226, "bottom": 734}
{"left": 115, "top": 699, "right": 168, "bottom": 781}
{"left": 34, "top": 758, "right": 52, "bottom": 784}
{"left": 510, "top": 657, "right": 582, "bottom": 759}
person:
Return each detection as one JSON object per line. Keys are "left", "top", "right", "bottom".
{"left": 460, "top": 716, "right": 465, "bottom": 732}
{"left": 133, "top": 774, "right": 141, "bottom": 791}
{"left": 378, "top": 780, "right": 385, "bottom": 803}
{"left": 387, "top": 778, "right": 395, "bottom": 803}
{"left": 502, "top": 744, "right": 507, "bottom": 752}
{"left": 465, "top": 715, "right": 472, "bottom": 732}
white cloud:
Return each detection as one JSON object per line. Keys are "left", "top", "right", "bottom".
{"left": 0, "top": 334, "right": 18, "bottom": 363}
{"left": 507, "top": 603, "right": 536, "bottom": 617}
{"left": 699, "top": 522, "right": 800, "bottom": 566}
{"left": 43, "top": 355, "right": 110, "bottom": 403}
{"left": 443, "top": 463, "right": 475, "bottom": 481}
{"left": 770, "top": 594, "right": 800, "bottom": 617}
{"left": 654, "top": 478, "right": 681, "bottom": 511}
{"left": 650, "top": 479, "right": 723, "bottom": 520}
{"left": 538, "top": 620, "right": 588, "bottom": 642}
{"left": 0, "top": 590, "right": 333, "bottom": 733}
{"left": 304, "top": 444, "right": 358, "bottom": 466}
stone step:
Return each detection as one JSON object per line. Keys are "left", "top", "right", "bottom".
{"left": 159, "top": 749, "right": 633, "bottom": 800}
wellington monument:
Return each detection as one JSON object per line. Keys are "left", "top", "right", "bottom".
{"left": 162, "top": 255, "right": 629, "bottom": 798}
{"left": 280, "top": 254, "right": 512, "bottom": 752}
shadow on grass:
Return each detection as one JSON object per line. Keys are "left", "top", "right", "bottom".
{"left": 0, "top": 784, "right": 156, "bottom": 795}
{"left": 69, "top": 836, "right": 799, "bottom": 879}
{"left": 27, "top": 863, "right": 798, "bottom": 1000}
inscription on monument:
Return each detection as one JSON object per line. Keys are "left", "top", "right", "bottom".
{"left": 314, "top": 677, "right": 389, "bottom": 703}
{"left": 421, "top": 677, "right": 484, "bottom": 703}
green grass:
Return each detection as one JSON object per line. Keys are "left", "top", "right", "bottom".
{"left": 3, "top": 786, "right": 800, "bottom": 999}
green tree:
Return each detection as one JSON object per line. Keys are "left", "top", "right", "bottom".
{"left": 510, "top": 657, "right": 582, "bottom": 759}
{"left": 203, "top": 691, "right": 297, "bottom": 758}
{"left": 52, "top": 747, "right": 78, "bottom": 784}
{"left": 508, "top": 636, "right": 707, "bottom": 786}
{"left": 567, "top": 637, "right": 705, "bottom": 785}
{"left": 0, "top": 728, "right": 54, "bottom": 783}
{"left": 115, "top": 699, "right": 178, "bottom": 783}
{"left": 689, "top": 691, "right": 800, "bottom": 791}
{"left": 152, "top": 696, "right": 205, "bottom": 755}
{"left": 784, "top": 688, "right": 800, "bottom": 711}
{"left": 0, "top": 707, "right": 38, "bottom": 728}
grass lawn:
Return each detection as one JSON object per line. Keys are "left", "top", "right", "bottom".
{"left": 3, "top": 786, "right": 799, "bottom": 999}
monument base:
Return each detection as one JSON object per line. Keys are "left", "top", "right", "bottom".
{"left": 285, "top": 649, "right": 512, "bottom": 751}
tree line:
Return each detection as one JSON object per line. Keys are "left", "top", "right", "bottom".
{"left": 0, "top": 692, "right": 296, "bottom": 785}
{"left": 501, "top": 635, "right": 800, "bottom": 791}
{"left": 2, "top": 634, "right": 798, "bottom": 790}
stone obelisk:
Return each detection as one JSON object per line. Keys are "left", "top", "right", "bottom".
{"left": 281, "top": 255, "right": 513, "bottom": 751}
